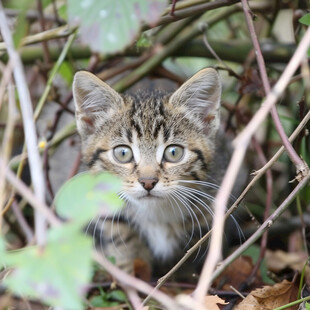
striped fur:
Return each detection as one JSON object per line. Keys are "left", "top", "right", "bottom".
{"left": 73, "top": 68, "right": 236, "bottom": 273}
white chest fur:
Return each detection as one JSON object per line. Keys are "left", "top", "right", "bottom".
{"left": 127, "top": 197, "right": 186, "bottom": 260}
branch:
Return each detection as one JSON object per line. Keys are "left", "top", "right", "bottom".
{"left": 209, "top": 172, "right": 310, "bottom": 285}
{"left": 193, "top": 26, "right": 310, "bottom": 303}
{"left": 0, "top": 157, "right": 61, "bottom": 227}
{"left": 241, "top": 0, "right": 309, "bottom": 180}
{"left": 93, "top": 252, "right": 180, "bottom": 310}
{"left": 145, "top": 0, "right": 241, "bottom": 29}
{"left": 0, "top": 1, "right": 47, "bottom": 246}
{"left": 0, "top": 25, "right": 76, "bottom": 52}
{"left": 2, "top": 40, "right": 295, "bottom": 65}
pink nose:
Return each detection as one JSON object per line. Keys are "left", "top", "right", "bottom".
{"left": 138, "top": 177, "right": 159, "bottom": 191}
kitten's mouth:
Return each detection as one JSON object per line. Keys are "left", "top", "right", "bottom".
{"left": 139, "top": 191, "right": 162, "bottom": 199}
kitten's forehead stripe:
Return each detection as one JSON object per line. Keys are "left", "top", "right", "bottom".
{"left": 87, "top": 148, "right": 107, "bottom": 167}
{"left": 126, "top": 129, "right": 133, "bottom": 143}
{"left": 191, "top": 148, "right": 208, "bottom": 170}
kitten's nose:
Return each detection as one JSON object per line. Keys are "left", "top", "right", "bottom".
{"left": 138, "top": 177, "right": 159, "bottom": 191}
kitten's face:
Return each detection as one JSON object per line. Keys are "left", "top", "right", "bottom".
{"left": 73, "top": 69, "right": 221, "bottom": 206}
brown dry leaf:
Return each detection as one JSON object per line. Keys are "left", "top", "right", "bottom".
{"left": 213, "top": 256, "right": 262, "bottom": 290}
{"left": 235, "top": 279, "right": 299, "bottom": 310}
{"left": 176, "top": 294, "right": 228, "bottom": 310}
{"left": 133, "top": 258, "right": 151, "bottom": 282}
{"left": 204, "top": 295, "right": 229, "bottom": 309}
{"left": 266, "top": 249, "right": 308, "bottom": 273}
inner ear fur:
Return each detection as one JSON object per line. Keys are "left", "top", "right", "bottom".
{"left": 169, "top": 67, "right": 222, "bottom": 136}
{"left": 72, "top": 71, "right": 124, "bottom": 136}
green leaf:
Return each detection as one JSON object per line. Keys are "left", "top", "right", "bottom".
{"left": 58, "top": 61, "right": 74, "bottom": 85}
{"left": 67, "top": 0, "right": 167, "bottom": 54}
{"left": 3, "top": 224, "right": 93, "bottom": 310}
{"left": 55, "top": 172, "right": 123, "bottom": 224}
{"left": 13, "top": 0, "right": 32, "bottom": 48}
{"left": 90, "top": 289, "right": 127, "bottom": 307}
{"left": 107, "top": 289, "right": 127, "bottom": 302}
{"left": 243, "top": 245, "right": 274, "bottom": 284}
{"left": 299, "top": 13, "right": 310, "bottom": 26}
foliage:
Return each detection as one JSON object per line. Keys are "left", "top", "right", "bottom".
{"left": 0, "top": 172, "right": 122, "bottom": 309}
{"left": 55, "top": 172, "right": 123, "bottom": 224}
{"left": 67, "top": 0, "right": 168, "bottom": 54}
{"left": 0, "top": 0, "right": 309, "bottom": 309}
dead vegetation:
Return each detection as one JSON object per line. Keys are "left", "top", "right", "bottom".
{"left": 0, "top": 0, "right": 310, "bottom": 309}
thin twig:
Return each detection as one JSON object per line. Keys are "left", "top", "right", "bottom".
{"left": 34, "top": 29, "right": 78, "bottom": 120}
{"left": 0, "top": 157, "right": 61, "bottom": 227}
{"left": 209, "top": 172, "right": 310, "bottom": 285}
{"left": 156, "top": 0, "right": 240, "bottom": 28}
{"left": 241, "top": 0, "right": 308, "bottom": 179}
{"left": 37, "top": 0, "right": 51, "bottom": 65}
{"left": 0, "top": 80, "right": 16, "bottom": 230}
{"left": 123, "top": 286, "right": 143, "bottom": 309}
{"left": 113, "top": 5, "right": 239, "bottom": 92}
{"left": 0, "top": 1, "right": 47, "bottom": 246}
{"left": 247, "top": 137, "right": 273, "bottom": 284}
{"left": 11, "top": 200, "right": 34, "bottom": 244}
{"left": 0, "top": 25, "right": 76, "bottom": 52}
{"left": 92, "top": 252, "right": 181, "bottom": 310}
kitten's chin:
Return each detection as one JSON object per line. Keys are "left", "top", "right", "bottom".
{"left": 127, "top": 191, "right": 165, "bottom": 204}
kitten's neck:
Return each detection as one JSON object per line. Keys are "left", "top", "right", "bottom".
{"left": 125, "top": 197, "right": 187, "bottom": 260}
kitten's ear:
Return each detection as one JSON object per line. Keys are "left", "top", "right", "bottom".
{"left": 73, "top": 71, "right": 124, "bottom": 137}
{"left": 169, "top": 68, "right": 221, "bottom": 136}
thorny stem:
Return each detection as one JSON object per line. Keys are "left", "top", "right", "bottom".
{"left": 0, "top": 25, "right": 76, "bottom": 52}
{"left": 193, "top": 26, "right": 310, "bottom": 303}
{"left": 210, "top": 172, "right": 310, "bottom": 285}
{"left": 156, "top": 0, "right": 240, "bottom": 28}
{"left": 241, "top": 0, "right": 308, "bottom": 179}
{"left": 194, "top": 146, "right": 247, "bottom": 303}
{"left": 247, "top": 138, "right": 273, "bottom": 285}
{"left": 0, "top": 1, "right": 47, "bottom": 246}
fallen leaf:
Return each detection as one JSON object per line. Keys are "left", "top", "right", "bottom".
{"left": 133, "top": 258, "right": 151, "bottom": 282}
{"left": 266, "top": 249, "right": 309, "bottom": 273}
{"left": 213, "top": 256, "right": 263, "bottom": 290}
{"left": 176, "top": 294, "right": 228, "bottom": 310}
{"left": 204, "top": 295, "right": 229, "bottom": 309}
{"left": 235, "top": 279, "right": 299, "bottom": 310}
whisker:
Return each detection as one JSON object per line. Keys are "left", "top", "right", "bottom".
{"left": 170, "top": 191, "right": 195, "bottom": 238}
{"left": 99, "top": 215, "right": 110, "bottom": 253}
{"left": 85, "top": 216, "right": 96, "bottom": 237}
{"left": 116, "top": 209, "right": 128, "bottom": 250}
{"left": 167, "top": 194, "right": 187, "bottom": 236}
{"left": 171, "top": 191, "right": 199, "bottom": 251}
{"left": 177, "top": 185, "right": 215, "bottom": 216}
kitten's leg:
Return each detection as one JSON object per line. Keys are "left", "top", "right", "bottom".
{"left": 87, "top": 217, "right": 152, "bottom": 275}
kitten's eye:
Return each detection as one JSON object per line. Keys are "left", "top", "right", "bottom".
{"left": 163, "top": 145, "right": 184, "bottom": 163}
{"left": 113, "top": 145, "right": 133, "bottom": 163}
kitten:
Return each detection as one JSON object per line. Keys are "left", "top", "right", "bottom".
{"left": 72, "top": 68, "right": 242, "bottom": 273}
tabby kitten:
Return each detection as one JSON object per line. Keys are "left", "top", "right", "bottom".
{"left": 73, "top": 68, "right": 237, "bottom": 273}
